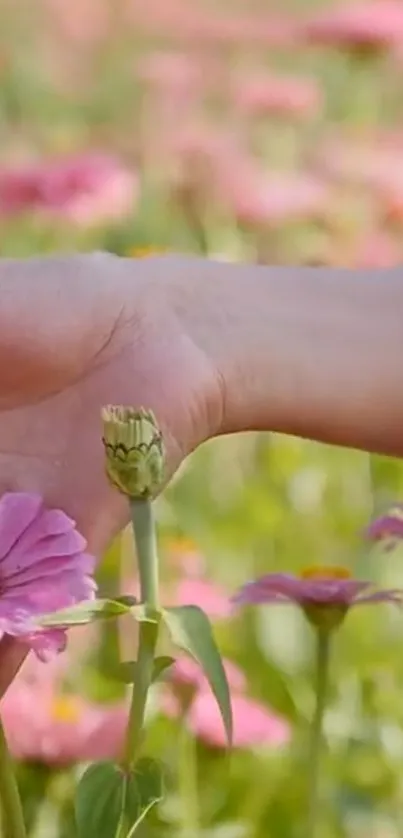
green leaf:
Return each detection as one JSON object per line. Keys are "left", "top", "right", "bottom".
{"left": 36, "top": 597, "right": 135, "bottom": 628}
{"left": 131, "top": 603, "right": 160, "bottom": 624}
{"left": 75, "top": 762, "right": 125, "bottom": 838}
{"left": 126, "top": 799, "right": 160, "bottom": 837}
{"left": 124, "top": 758, "right": 164, "bottom": 834}
{"left": 103, "top": 655, "right": 175, "bottom": 685}
{"left": 152, "top": 655, "right": 175, "bottom": 681}
{"left": 162, "top": 605, "right": 233, "bottom": 745}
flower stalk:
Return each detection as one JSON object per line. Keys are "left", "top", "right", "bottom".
{"left": 307, "top": 628, "right": 331, "bottom": 838}
{"left": 123, "top": 498, "right": 160, "bottom": 767}
{"left": 0, "top": 717, "right": 26, "bottom": 838}
{"left": 101, "top": 405, "right": 165, "bottom": 774}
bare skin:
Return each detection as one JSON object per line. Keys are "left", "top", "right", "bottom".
{"left": 0, "top": 251, "right": 402, "bottom": 693}
{"left": 0, "top": 252, "right": 402, "bottom": 560}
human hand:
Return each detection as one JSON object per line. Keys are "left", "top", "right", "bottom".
{"left": 0, "top": 253, "right": 223, "bottom": 556}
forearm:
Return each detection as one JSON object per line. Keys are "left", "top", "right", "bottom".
{"left": 174, "top": 260, "right": 403, "bottom": 456}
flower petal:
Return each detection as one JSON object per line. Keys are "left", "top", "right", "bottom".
{"left": 232, "top": 574, "right": 300, "bottom": 606}
{"left": 27, "top": 630, "right": 67, "bottom": 662}
{"left": 0, "top": 494, "right": 43, "bottom": 561}
{"left": 3, "top": 553, "right": 95, "bottom": 588}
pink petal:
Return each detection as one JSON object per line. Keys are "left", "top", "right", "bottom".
{"left": 355, "top": 590, "right": 403, "bottom": 605}
{"left": 21, "top": 630, "right": 67, "bottom": 662}
{"left": 189, "top": 690, "right": 290, "bottom": 749}
{"left": 171, "top": 656, "right": 246, "bottom": 692}
{"left": 173, "top": 578, "right": 232, "bottom": 619}
{"left": 0, "top": 494, "right": 43, "bottom": 561}
{"left": 3, "top": 552, "right": 95, "bottom": 588}
{"left": 1, "top": 511, "right": 85, "bottom": 577}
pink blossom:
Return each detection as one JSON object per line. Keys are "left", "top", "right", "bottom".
{"left": 0, "top": 153, "right": 138, "bottom": 226}
{"left": 1, "top": 670, "right": 127, "bottom": 765}
{"left": 165, "top": 538, "right": 206, "bottom": 578}
{"left": 172, "top": 578, "right": 232, "bottom": 620}
{"left": 352, "top": 230, "right": 401, "bottom": 267}
{"left": 163, "top": 688, "right": 290, "bottom": 750}
{"left": 223, "top": 169, "right": 331, "bottom": 227}
{"left": 191, "top": 13, "right": 296, "bottom": 49}
{"left": 233, "top": 73, "right": 322, "bottom": 119}
{"left": 171, "top": 656, "right": 246, "bottom": 694}
{"left": 0, "top": 493, "right": 96, "bottom": 661}
{"left": 45, "top": 0, "right": 110, "bottom": 47}
{"left": 303, "top": 1, "right": 403, "bottom": 53}
{"left": 189, "top": 690, "right": 290, "bottom": 749}
{"left": 127, "top": 2, "right": 295, "bottom": 48}
{"left": 137, "top": 52, "right": 206, "bottom": 99}
{"left": 366, "top": 505, "right": 403, "bottom": 545}
{"left": 315, "top": 136, "right": 403, "bottom": 192}
{"left": 233, "top": 568, "right": 402, "bottom": 629}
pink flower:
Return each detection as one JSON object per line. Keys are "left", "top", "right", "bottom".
{"left": 1, "top": 669, "right": 127, "bottom": 765}
{"left": 38, "top": 153, "right": 138, "bottom": 227}
{"left": 366, "top": 505, "right": 403, "bottom": 545}
{"left": 163, "top": 687, "right": 290, "bottom": 750}
{"left": 171, "top": 656, "right": 246, "bottom": 693}
{"left": 0, "top": 153, "right": 138, "bottom": 226}
{"left": 164, "top": 538, "right": 206, "bottom": 578}
{"left": 233, "top": 567, "right": 403, "bottom": 630}
{"left": 0, "top": 493, "right": 96, "bottom": 661}
{"left": 316, "top": 135, "right": 403, "bottom": 193}
{"left": 172, "top": 578, "right": 232, "bottom": 620}
{"left": 224, "top": 170, "right": 331, "bottom": 227}
{"left": 137, "top": 51, "right": 206, "bottom": 98}
{"left": 352, "top": 231, "right": 401, "bottom": 267}
{"left": 303, "top": 1, "right": 403, "bottom": 54}
{"left": 188, "top": 690, "right": 290, "bottom": 749}
{"left": 162, "top": 654, "right": 289, "bottom": 749}
{"left": 233, "top": 73, "right": 322, "bottom": 120}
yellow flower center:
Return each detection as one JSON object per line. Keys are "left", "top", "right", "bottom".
{"left": 300, "top": 565, "right": 352, "bottom": 581}
{"left": 126, "top": 246, "right": 166, "bottom": 259}
{"left": 51, "top": 696, "right": 81, "bottom": 724}
{"left": 166, "top": 536, "right": 198, "bottom": 553}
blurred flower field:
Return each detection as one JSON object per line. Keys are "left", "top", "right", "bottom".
{"left": 2, "top": 0, "right": 403, "bottom": 836}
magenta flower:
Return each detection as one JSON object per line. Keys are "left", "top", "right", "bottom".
{"left": 0, "top": 153, "right": 138, "bottom": 227}
{"left": 233, "top": 566, "right": 403, "bottom": 630}
{"left": 0, "top": 493, "right": 96, "bottom": 661}
{"left": 366, "top": 505, "right": 403, "bottom": 546}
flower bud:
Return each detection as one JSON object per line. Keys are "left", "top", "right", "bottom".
{"left": 101, "top": 406, "right": 165, "bottom": 498}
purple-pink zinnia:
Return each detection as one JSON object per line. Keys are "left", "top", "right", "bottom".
{"left": 233, "top": 566, "right": 403, "bottom": 630}
{"left": 0, "top": 493, "right": 96, "bottom": 661}
{"left": 367, "top": 505, "right": 403, "bottom": 546}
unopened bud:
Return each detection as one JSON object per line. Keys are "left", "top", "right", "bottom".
{"left": 101, "top": 406, "right": 165, "bottom": 498}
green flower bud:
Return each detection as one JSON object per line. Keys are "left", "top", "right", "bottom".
{"left": 101, "top": 406, "right": 165, "bottom": 498}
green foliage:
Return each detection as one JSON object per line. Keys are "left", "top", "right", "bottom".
{"left": 163, "top": 605, "right": 233, "bottom": 745}
{"left": 75, "top": 763, "right": 125, "bottom": 838}
{"left": 103, "top": 656, "right": 175, "bottom": 685}
{"left": 36, "top": 597, "right": 137, "bottom": 628}
{"left": 75, "top": 759, "right": 163, "bottom": 838}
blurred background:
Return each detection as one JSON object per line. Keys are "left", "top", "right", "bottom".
{"left": 2, "top": 0, "right": 403, "bottom": 836}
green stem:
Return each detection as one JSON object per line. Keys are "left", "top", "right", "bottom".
{"left": 307, "top": 630, "right": 331, "bottom": 838}
{"left": 123, "top": 498, "right": 160, "bottom": 768}
{"left": 179, "top": 723, "right": 199, "bottom": 838}
{"left": 0, "top": 718, "right": 26, "bottom": 838}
